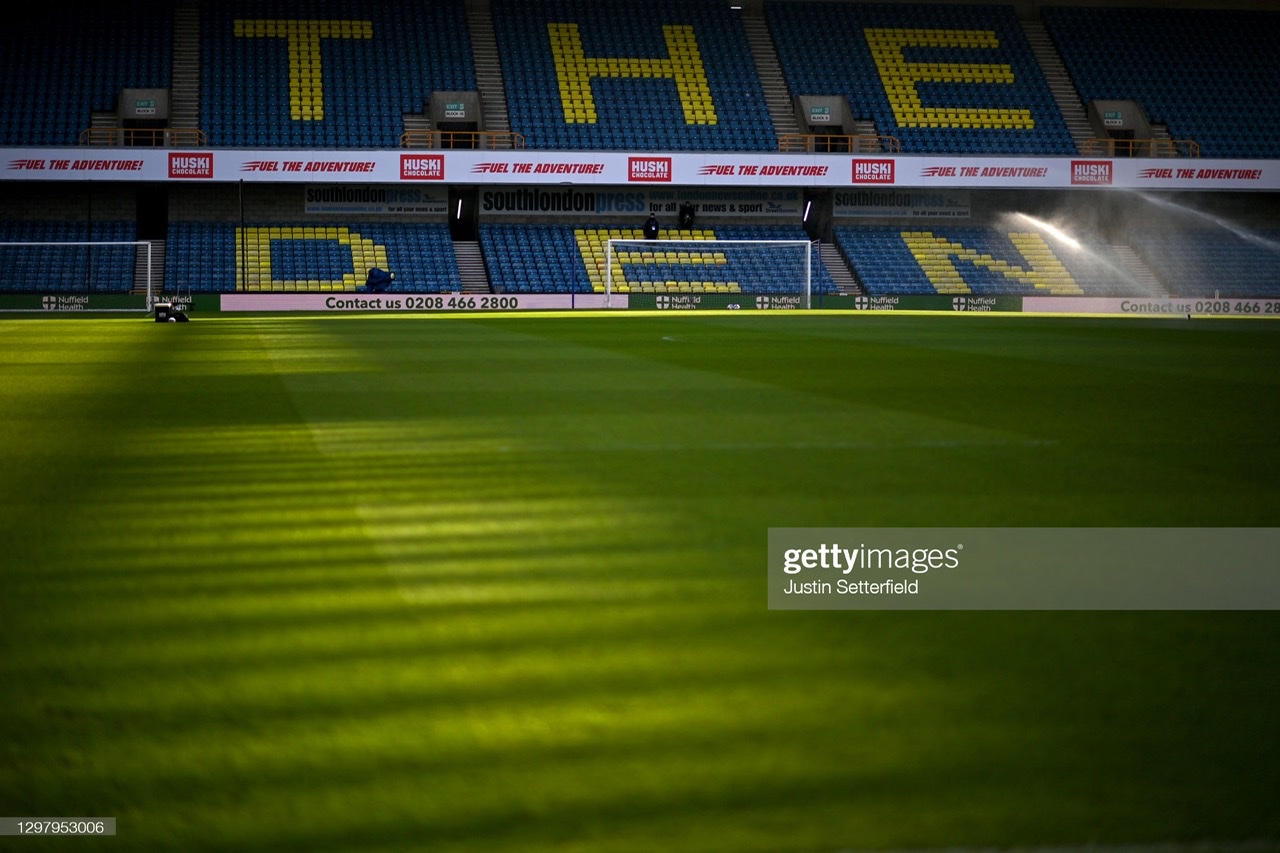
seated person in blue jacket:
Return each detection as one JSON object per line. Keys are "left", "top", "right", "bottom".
{"left": 365, "top": 267, "right": 394, "bottom": 292}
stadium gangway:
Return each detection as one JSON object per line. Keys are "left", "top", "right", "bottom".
{"left": 399, "top": 130, "right": 526, "bottom": 150}
{"left": 778, "top": 133, "right": 901, "bottom": 153}
{"left": 79, "top": 127, "right": 208, "bottom": 148}
{"left": 1078, "top": 137, "right": 1201, "bottom": 158}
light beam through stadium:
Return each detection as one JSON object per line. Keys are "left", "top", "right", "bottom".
{"left": 1012, "top": 212, "right": 1081, "bottom": 251}
{"left": 1003, "top": 211, "right": 1157, "bottom": 295}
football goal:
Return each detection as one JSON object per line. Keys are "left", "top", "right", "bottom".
{"left": 604, "top": 239, "right": 814, "bottom": 308}
{"left": 0, "top": 240, "right": 157, "bottom": 312}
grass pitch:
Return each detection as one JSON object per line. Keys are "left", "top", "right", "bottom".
{"left": 1, "top": 312, "right": 1278, "bottom": 852}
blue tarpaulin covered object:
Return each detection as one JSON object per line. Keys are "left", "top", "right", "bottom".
{"left": 365, "top": 268, "right": 394, "bottom": 292}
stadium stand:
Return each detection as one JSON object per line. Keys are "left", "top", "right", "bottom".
{"left": 482, "top": 224, "right": 835, "bottom": 295}
{"left": 765, "top": 1, "right": 1076, "bottom": 155}
{"left": 0, "top": 221, "right": 138, "bottom": 293}
{"left": 835, "top": 225, "right": 1137, "bottom": 297}
{"left": 492, "top": 0, "right": 776, "bottom": 151}
{"left": 1130, "top": 228, "right": 1280, "bottom": 298}
{"left": 0, "top": 4, "right": 172, "bottom": 147}
{"left": 165, "top": 222, "right": 460, "bottom": 293}
{"left": 3, "top": 1, "right": 1280, "bottom": 303}
{"left": 481, "top": 225, "right": 587, "bottom": 294}
{"left": 1042, "top": 6, "right": 1280, "bottom": 159}
{"left": 201, "top": 0, "right": 475, "bottom": 148}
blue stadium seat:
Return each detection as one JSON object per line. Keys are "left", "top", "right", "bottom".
{"left": 1042, "top": 6, "right": 1280, "bottom": 158}
{"left": 166, "top": 222, "right": 461, "bottom": 294}
{"left": 0, "top": 221, "right": 137, "bottom": 293}
{"left": 765, "top": 1, "right": 1075, "bottom": 155}
{"left": 480, "top": 223, "right": 835, "bottom": 296}
{"left": 493, "top": 0, "right": 776, "bottom": 151}
{"left": 0, "top": 5, "right": 173, "bottom": 146}
{"left": 1130, "top": 227, "right": 1280, "bottom": 298}
{"left": 835, "top": 225, "right": 1134, "bottom": 297}
{"left": 200, "top": 0, "right": 475, "bottom": 149}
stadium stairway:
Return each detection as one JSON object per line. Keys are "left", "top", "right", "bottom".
{"left": 465, "top": 0, "right": 515, "bottom": 146}
{"left": 170, "top": 0, "right": 201, "bottom": 134}
{"left": 1108, "top": 244, "right": 1168, "bottom": 297}
{"left": 1150, "top": 122, "right": 1176, "bottom": 148}
{"left": 1021, "top": 19, "right": 1091, "bottom": 152}
{"left": 453, "top": 241, "right": 492, "bottom": 293}
{"left": 850, "top": 118, "right": 883, "bottom": 152}
{"left": 402, "top": 112, "right": 431, "bottom": 137}
{"left": 88, "top": 111, "right": 119, "bottom": 140}
{"left": 739, "top": 2, "right": 798, "bottom": 140}
{"left": 819, "top": 242, "right": 862, "bottom": 295}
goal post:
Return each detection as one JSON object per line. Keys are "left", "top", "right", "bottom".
{"left": 604, "top": 238, "right": 813, "bottom": 309}
{"left": 0, "top": 240, "right": 156, "bottom": 312}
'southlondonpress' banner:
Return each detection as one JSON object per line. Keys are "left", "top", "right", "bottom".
{"left": 303, "top": 184, "right": 447, "bottom": 215}
{"left": 476, "top": 186, "right": 803, "bottom": 218}
{"left": 834, "top": 187, "right": 970, "bottom": 219}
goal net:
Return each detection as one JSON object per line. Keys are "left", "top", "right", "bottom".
{"left": 0, "top": 241, "right": 156, "bottom": 312}
{"left": 604, "top": 238, "right": 813, "bottom": 309}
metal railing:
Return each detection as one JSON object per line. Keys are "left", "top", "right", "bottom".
{"left": 1078, "top": 137, "right": 1201, "bottom": 158}
{"left": 399, "top": 129, "right": 526, "bottom": 149}
{"left": 778, "top": 133, "right": 901, "bottom": 153}
{"left": 77, "top": 125, "right": 1203, "bottom": 160}
{"left": 79, "top": 128, "right": 208, "bottom": 147}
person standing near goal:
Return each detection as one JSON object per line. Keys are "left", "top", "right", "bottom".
{"left": 643, "top": 212, "right": 660, "bottom": 240}
{"left": 678, "top": 201, "right": 695, "bottom": 230}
